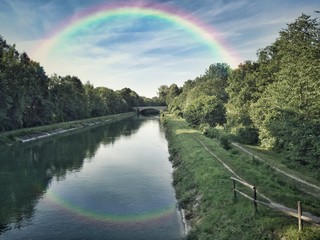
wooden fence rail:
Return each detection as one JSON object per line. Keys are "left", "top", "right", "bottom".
{"left": 231, "top": 177, "right": 257, "bottom": 212}
{"left": 230, "top": 177, "right": 320, "bottom": 231}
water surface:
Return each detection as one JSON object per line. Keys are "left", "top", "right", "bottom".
{"left": 0, "top": 116, "right": 184, "bottom": 240}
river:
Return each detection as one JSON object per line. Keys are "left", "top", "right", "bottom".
{"left": 0, "top": 116, "right": 185, "bottom": 240}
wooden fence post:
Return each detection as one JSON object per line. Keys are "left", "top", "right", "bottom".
{"left": 230, "top": 178, "right": 318, "bottom": 227}
{"left": 298, "top": 201, "right": 303, "bottom": 231}
{"left": 253, "top": 186, "right": 257, "bottom": 213}
{"left": 233, "top": 179, "right": 236, "bottom": 198}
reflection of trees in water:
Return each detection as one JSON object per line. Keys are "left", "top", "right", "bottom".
{"left": 0, "top": 117, "right": 143, "bottom": 234}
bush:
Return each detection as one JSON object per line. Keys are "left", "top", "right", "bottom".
{"left": 219, "top": 133, "right": 231, "bottom": 150}
{"left": 235, "top": 127, "right": 259, "bottom": 144}
{"left": 203, "top": 127, "right": 220, "bottom": 139}
{"left": 199, "top": 123, "right": 210, "bottom": 133}
{"left": 184, "top": 95, "right": 226, "bottom": 127}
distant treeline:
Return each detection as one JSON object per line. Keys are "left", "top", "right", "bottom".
{"left": 0, "top": 37, "right": 163, "bottom": 132}
{"left": 159, "top": 14, "right": 320, "bottom": 170}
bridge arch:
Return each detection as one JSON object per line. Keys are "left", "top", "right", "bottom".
{"left": 132, "top": 106, "right": 167, "bottom": 113}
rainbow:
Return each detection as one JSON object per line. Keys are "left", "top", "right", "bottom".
{"left": 32, "top": 2, "right": 240, "bottom": 67}
{"left": 46, "top": 189, "right": 177, "bottom": 226}
{"left": 33, "top": 3, "right": 239, "bottom": 225}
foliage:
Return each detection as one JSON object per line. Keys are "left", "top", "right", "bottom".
{"left": 184, "top": 95, "right": 226, "bottom": 127}
{"left": 218, "top": 132, "right": 231, "bottom": 150}
{"left": 162, "top": 63, "right": 230, "bottom": 128}
{"left": 159, "top": 12, "right": 320, "bottom": 187}
{"left": 0, "top": 35, "right": 160, "bottom": 132}
{"left": 203, "top": 127, "right": 220, "bottom": 139}
{"left": 157, "top": 85, "right": 170, "bottom": 105}
{"left": 226, "top": 60, "right": 260, "bottom": 129}
{"left": 234, "top": 127, "right": 259, "bottom": 145}
{"left": 0, "top": 39, "right": 52, "bottom": 130}
{"left": 203, "top": 62, "right": 231, "bottom": 103}
{"left": 283, "top": 226, "right": 320, "bottom": 240}
{"left": 163, "top": 114, "right": 320, "bottom": 240}
{"left": 249, "top": 14, "right": 320, "bottom": 167}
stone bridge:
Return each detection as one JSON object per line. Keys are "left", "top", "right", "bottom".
{"left": 132, "top": 106, "right": 167, "bottom": 113}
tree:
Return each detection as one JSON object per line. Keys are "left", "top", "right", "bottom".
{"left": 117, "top": 88, "right": 140, "bottom": 111}
{"left": 184, "top": 95, "right": 226, "bottom": 127}
{"left": 0, "top": 35, "right": 160, "bottom": 132}
{"left": 20, "top": 57, "right": 53, "bottom": 127}
{"left": 250, "top": 14, "right": 320, "bottom": 165}
{"left": 1, "top": 43, "right": 24, "bottom": 130}
{"left": 84, "top": 82, "right": 105, "bottom": 117}
{"left": 203, "top": 63, "right": 230, "bottom": 103}
{"left": 157, "top": 85, "right": 169, "bottom": 105}
{"left": 49, "top": 75, "right": 88, "bottom": 122}
{"left": 0, "top": 37, "right": 12, "bottom": 130}
{"left": 166, "top": 83, "right": 181, "bottom": 106}
{"left": 225, "top": 61, "right": 261, "bottom": 144}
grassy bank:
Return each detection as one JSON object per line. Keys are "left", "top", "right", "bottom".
{"left": 0, "top": 112, "right": 136, "bottom": 146}
{"left": 232, "top": 143, "right": 320, "bottom": 183}
{"left": 162, "top": 114, "right": 320, "bottom": 240}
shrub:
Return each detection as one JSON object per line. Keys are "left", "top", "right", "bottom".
{"left": 204, "top": 127, "right": 220, "bottom": 139}
{"left": 235, "top": 127, "right": 259, "bottom": 144}
{"left": 184, "top": 95, "right": 226, "bottom": 127}
{"left": 219, "top": 133, "right": 231, "bottom": 150}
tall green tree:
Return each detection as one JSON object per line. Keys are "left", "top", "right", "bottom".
{"left": 225, "top": 61, "right": 260, "bottom": 143}
{"left": 0, "top": 35, "right": 161, "bottom": 132}
{"left": 117, "top": 88, "right": 140, "bottom": 110}
{"left": 250, "top": 14, "right": 320, "bottom": 165}
{"left": 0, "top": 37, "right": 12, "bottom": 130}
{"left": 203, "top": 63, "right": 230, "bottom": 103}
{"left": 184, "top": 95, "right": 225, "bottom": 127}
{"left": 1, "top": 42, "right": 24, "bottom": 130}
{"left": 49, "top": 75, "right": 88, "bottom": 122}
{"left": 166, "top": 83, "right": 181, "bottom": 105}
{"left": 157, "top": 85, "right": 169, "bottom": 106}
{"left": 84, "top": 82, "right": 105, "bottom": 117}
{"left": 20, "top": 54, "right": 52, "bottom": 127}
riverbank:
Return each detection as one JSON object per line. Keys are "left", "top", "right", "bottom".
{"left": 162, "top": 114, "right": 320, "bottom": 240}
{"left": 0, "top": 112, "right": 136, "bottom": 146}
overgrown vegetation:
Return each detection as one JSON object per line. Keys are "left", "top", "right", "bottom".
{"left": 283, "top": 226, "right": 320, "bottom": 240}
{"left": 163, "top": 114, "right": 320, "bottom": 240}
{"left": 0, "top": 37, "right": 162, "bottom": 132}
{"left": 158, "top": 14, "right": 320, "bottom": 180}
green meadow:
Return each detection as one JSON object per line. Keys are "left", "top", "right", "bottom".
{"left": 162, "top": 114, "right": 320, "bottom": 240}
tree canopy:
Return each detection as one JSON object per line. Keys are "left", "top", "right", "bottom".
{"left": 162, "top": 13, "right": 320, "bottom": 170}
{"left": 0, "top": 35, "right": 161, "bottom": 132}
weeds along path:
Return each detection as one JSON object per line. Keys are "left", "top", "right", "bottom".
{"left": 186, "top": 131, "right": 320, "bottom": 224}
{"left": 231, "top": 143, "right": 320, "bottom": 194}
{"left": 193, "top": 136, "right": 272, "bottom": 203}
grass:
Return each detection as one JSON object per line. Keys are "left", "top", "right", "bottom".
{"left": 0, "top": 112, "right": 136, "bottom": 146}
{"left": 234, "top": 143, "right": 320, "bottom": 186}
{"left": 162, "top": 114, "right": 320, "bottom": 240}
{"left": 283, "top": 226, "right": 320, "bottom": 240}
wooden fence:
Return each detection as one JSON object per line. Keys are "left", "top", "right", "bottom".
{"left": 231, "top": 177, "right": 320, "bottom": 231}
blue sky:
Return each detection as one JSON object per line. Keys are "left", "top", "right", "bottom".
{"left": 0, "top": 0, "right": 319, "bottom": 97}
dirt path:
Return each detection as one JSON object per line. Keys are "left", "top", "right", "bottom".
{"left": 232, "top": 142, "right": 320, "bottom": 192}
{"left": 192, "top": 135, "right": 320, "bottom": 225}
{"left": 194, "top": 137, "right": 272, "bottom": 203}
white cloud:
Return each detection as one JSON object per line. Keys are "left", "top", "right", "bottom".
{"left": 37, "top": 20, "right": 215, "bottom": 97}
{"left": 3, "top": 0, "right": 319, "bottom": 97}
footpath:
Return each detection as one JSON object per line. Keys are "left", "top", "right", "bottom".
{"left": 231, "top": 143, "right": 320, "bottom": 196}
{"left": 0, "top": 112, "right": 136, "bottom": 146}
{"left": 163, "top": 114, "right": 320, "bottom": 239}
{"left": 195, "top": 137, "right": 320, "bottom": 225}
